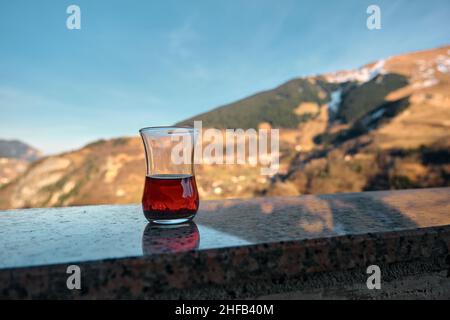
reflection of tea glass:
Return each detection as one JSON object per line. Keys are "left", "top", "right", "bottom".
{"left": 141, "top": 222, "right": 200, "bottom": 255}
{"left": 139, "top": 126, "right": 199, "bottom": 224}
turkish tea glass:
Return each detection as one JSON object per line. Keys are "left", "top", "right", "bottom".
{"left": 139, "top": 126, "right": 199, "bottom": 224}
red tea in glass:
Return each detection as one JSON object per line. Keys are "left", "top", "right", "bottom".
{"left": 142, "top": 174, "right": 199, "bottom": 221}
{"left": 140, "top": 126, "right": 199, "bottom": 224}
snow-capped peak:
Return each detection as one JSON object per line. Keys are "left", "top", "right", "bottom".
{"left": 325, "top": 59, "right": 386, "bottom": 84}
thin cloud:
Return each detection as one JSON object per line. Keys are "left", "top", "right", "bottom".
{"left": 168, "top": 19, "right": 200, "bottom": 59}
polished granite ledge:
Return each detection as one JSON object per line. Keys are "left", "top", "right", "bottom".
{"left": 0, "top": 188, "right": 449, "bottom": 299}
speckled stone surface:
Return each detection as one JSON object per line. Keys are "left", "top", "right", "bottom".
{"left": 1, "top": 188, "right": 449, "bottom": 299}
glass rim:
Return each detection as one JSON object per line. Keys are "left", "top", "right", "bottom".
{"left": 139, "top": 125, "right": 197, "bottom": 134}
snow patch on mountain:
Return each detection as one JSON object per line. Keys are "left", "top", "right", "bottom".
{"left": 411, "top": 52, "right": 450, "bottom": 89}
{"left": 436, "top": 54, "right": 450, "bottom": 74}
{"left": 368, "top": 60, "right": 386, "bottom": 80}
{"left": 416, "top": 78, "right": 440, "bottom": 88}
{"left": 370, "top": 108, "right": 385, "bottom": 120}
{"left": 325, "top": 59, "right": 386, "bottom": 84}
{"left": 328, "top": 89, "right": 342, "bottom": 113}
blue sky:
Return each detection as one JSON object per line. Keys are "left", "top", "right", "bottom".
{"left": 0, "top": 0, "right": 449, "bottom": 154}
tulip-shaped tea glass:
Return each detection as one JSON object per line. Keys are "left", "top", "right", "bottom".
{"left": 140, "top": 126, "right": 199, "bottom": 224}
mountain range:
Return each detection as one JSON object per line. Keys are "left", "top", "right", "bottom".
{"left": 0, "top": 45, "right": 449, "bottom": 209}
{"left": 0, "top": 140, "right": 41, "bottom": 188}
{"left": 0, "top": 139, "right": 41, "bottom": 162}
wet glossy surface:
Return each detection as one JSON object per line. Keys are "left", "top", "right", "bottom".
{"left": 0, "top": 188, "right": 449, "bottom": 269}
